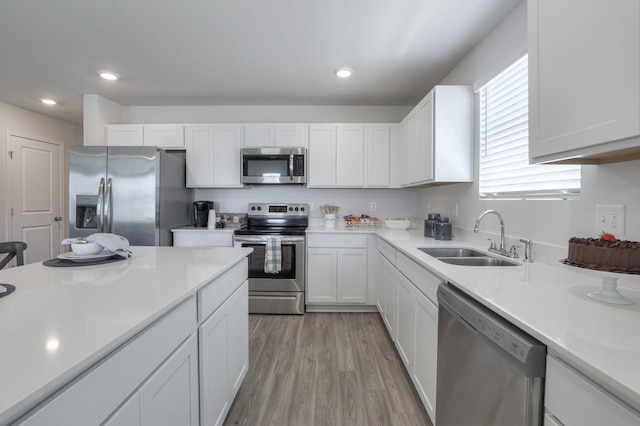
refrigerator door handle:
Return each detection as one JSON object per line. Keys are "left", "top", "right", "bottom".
{"left": 104, "top": 178, "right": 113, "bottom": 233}
{"left": 96, "top": 178, "right": 105, "bottom": 232}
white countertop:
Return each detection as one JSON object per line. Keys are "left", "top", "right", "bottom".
{"left": 367, "top": 228, "right": 640, "bottom": 413}
{"left": 0, "top": 246, "right": 252, "bottom": 424}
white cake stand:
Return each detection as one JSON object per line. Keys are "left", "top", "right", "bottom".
{"left": 559, "top": 260, "right": 637, "bottom": 305}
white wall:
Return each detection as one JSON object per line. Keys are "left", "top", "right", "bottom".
{"left": 419, "top": 0, "right": 640, "bottom": 263}
{"left": 124, "top": 105, "right": 411, "bottom": 124}
{"left": 0, "top": 101, "right": 83, "bottom": 241}
{"left": 195, "top": 186, "right": 419, "bottom": 226}
{"left": 83, "top": 95, "right": 125, "bottom": 146}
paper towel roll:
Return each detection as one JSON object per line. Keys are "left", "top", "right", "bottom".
{"left": 207, "top": 209, "right": 216, "bottom": 229}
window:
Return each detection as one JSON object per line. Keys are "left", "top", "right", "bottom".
{"left": 478, "top": 55, "right": 580, "bottom": 199}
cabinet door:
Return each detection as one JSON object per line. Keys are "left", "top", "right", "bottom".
{"left": 406, "top": 92, "right": 434, "bottom": 185}
{"left": 227, "top": 281, "right": 249, "bottom": 398}
{"left": 336, "top": 125, "right": 364, "bottom": 186}
{"left": 378, "top": 252, "right": 397, "bottom": 341}
{"left": 213, "top": 125, "right": 243, "bottom": 187}
{"left": 375, "top": 253, "right": 386, "bottom": 314}
{"left": 139, "top": 334, "right": 199, "bottom": 426}
{"left": 308, "top": 125, "right": 336, "bottom": 187}
{"left": 306, "top": 248, "right": 337, "bottom": 303}
{"left": 243, "top": 124, "right": 274, "bottom": 147}
{"left": 143, "top": 124, "right": 185, "bottom": 149}
{"left": 185, "top": 125, "right": 215, "bottom": 187}
{"left": 199, "top": 299, "right": 230, "bottom": 426}
{"left": 529, "top": 0, "right": 640, "bottom": 163}
{"left": 413, "top": 289, "right": 438, "bottom": 421}
{"left": 337, "top": 248, "right": 367, "bottom": 303}
{"left": 365, "top": 125, "right": 391, "bottom": 187}
{"left": 395, "top": 273, "right": 415, "bottom": 369}
{"left": 107, "top": 124, "right": 143, "bottom": 146}
{"left": 275, "top": 124, "right": 309, "bottom": 148}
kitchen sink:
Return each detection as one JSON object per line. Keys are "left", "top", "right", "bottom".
{"left": 417, "top": 246, "right": 519, "bottom": 266}
{"left": 418, "top": 247, "right": 486, "bottom": 257}
{"left": 437, "top": 257, "right": 519, "bottom": 267}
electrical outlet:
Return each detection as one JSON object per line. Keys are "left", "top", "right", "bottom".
{"left": 370, "top": 202, "right": 377, "bottom": 211}
{"left": 595, "top": 204, "right": 626, "bottom": 236}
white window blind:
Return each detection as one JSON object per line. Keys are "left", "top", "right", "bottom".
{"left": 478, "top": 55, "right": 580, "bottom": 199}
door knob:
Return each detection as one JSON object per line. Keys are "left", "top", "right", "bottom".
{"left": 54, "top": 217, "right": 62, "bottom": 221}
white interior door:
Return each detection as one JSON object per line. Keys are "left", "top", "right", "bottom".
{"left": 8, "top": 134, "right": 63, "bottom": 264}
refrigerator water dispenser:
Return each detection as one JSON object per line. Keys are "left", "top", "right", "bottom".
{"left": 75, "top": 194, "right": 98, "bottom": 229}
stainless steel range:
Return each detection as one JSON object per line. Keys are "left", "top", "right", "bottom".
{"left": 233, "top": 203, "right": 308, "bottom": 314}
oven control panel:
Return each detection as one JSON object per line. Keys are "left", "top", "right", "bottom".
{"left": 248, "top": 203, "right": 309, "bottom": 217}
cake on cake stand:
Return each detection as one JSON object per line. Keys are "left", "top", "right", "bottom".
{"left": 560, "top": 260, "right": 637, "bottom": 305}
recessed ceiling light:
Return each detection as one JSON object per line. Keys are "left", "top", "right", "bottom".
{"left": 334, "top": 68, "right": 353, "bottom": 78}
{"left": 99, "top": 71, "right": 119, "bottom": 81}
{"left": 41, "top": 98, "right": 56, "bottom": 105}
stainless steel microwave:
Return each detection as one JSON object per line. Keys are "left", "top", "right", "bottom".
{"left": 241, "top": 147, "right": 307, "bottom": 184}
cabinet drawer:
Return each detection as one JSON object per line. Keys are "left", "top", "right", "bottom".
{"left": 396, "top": 252, "right": 442, "bottom": 305}
{"left": 198, "top": 258, "right": 248, "bottom": 322}
{"left": 18, "top": 298, "right": 197, "bottom": 425}
{"left": 545, "top": 356, "right": 640, "bottom": 426}
{"left": 173, "top": 230, "right": 233, "bottom": 247}
{"left": 376, "top": 238, "right": 396, "bottom": 264}
{"left": 307, "top": 233, "right": 368, "bottom": 248}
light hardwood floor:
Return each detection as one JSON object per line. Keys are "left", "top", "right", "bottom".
{"left": 224, "top": 313, "right": 432, "bottom": 426}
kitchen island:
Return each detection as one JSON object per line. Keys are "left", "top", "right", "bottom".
{"left": 0, "top": 246, "right": 252, "bottom": 425}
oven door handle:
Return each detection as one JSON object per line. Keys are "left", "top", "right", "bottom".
{"left": 234, "top": 236, "right": 304, "bottom": 244}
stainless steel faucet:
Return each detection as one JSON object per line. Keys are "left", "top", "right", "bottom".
{"left": 473, "top": 210, "right": 515, "bottom": 258}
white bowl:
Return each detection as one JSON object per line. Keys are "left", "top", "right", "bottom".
{"left": 385, "top": 219, "right": 411, "bottom": 230}
{"left": 71, "top": 242, "right": 103, "bottom": 255}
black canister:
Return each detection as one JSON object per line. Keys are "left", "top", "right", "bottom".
{"left": 435, "top": 217, "right": 452, "bottom": 241}
{"left": 424, "top": 213, "right": 441, "bottom": 237}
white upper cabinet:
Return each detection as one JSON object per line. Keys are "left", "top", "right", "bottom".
{"left": 107, "top": 124, "right": 185, "bottom": 149}
{"left": 243, "top": 124, "right": 309, "bottom": 148}
{"left": 401, "top": 85, "right": 473, "bottom": 187}
{"left": 107, "top": 125, "right": 144, "bottom": 146}
{"left": 309, "top": 124, "right": 393, "bottom": 188}
{"left": 336, "top": 125, "right": 365, "bottom": 186}
{"left": 143, "top": 124, "right": 185, "bottom": 149}
{"left": 308, "top": 125, "right": 337, "bottom": 187}
{"left": 365, "top": 125, "right": 392, "bottom": 187}
{"left": 243, "top": 125, "right": 274, "bottom": 147}
{"left": 185, "top": 125, "right": 243, "bottom": 188}
{"left": 275, "top": 124, "right": 309, "bottom": 148}
{"left": 528, "top": 0, "right": 640, "bottom": 164}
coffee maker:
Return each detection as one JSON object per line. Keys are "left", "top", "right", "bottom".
{"left": 193, "top": 201, "right": 215, "bottom": 227}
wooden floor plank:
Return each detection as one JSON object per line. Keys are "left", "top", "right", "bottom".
{"left": 224, "top": 312, "right": 432, "bottom": 426}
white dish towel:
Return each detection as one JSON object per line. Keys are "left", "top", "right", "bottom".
{"left": 61, "top": 233, "right": 132, "bottom": 258}
{"left": 264, "top": 236, "right": 282, "bottom": 274}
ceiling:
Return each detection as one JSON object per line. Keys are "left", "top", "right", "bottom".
{"left": 0, "top": 0, "right": 520, "bottom": 125}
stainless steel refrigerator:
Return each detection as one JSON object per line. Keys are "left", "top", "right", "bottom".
{"left": 69, "top": 146, "right": 192, "bottom": 246}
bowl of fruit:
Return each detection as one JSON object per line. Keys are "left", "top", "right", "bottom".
{"left": 384, "top": 218, "right": 411, "bottom": 229}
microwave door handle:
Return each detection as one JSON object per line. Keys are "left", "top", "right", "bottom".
{"left": 289, "top": 154, "right": 294, "bottom": 181}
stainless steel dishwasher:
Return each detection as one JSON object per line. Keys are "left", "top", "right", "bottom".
{"left": 436, "top": 284, "right": 546, "bottom": 426}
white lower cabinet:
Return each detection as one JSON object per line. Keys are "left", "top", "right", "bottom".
{"left": 17, "top": 259, "right": 250, "bottom": 426}
{"left": 107, "top": 334, "right": 200, "bottom": 426}
{"left": 412, "top": 288, "right": 438, "bottom": 418}
{"left": 545, "top": 356, "right": 640, "bottom": 426}
{"left": 376, "top": 252, "right": 398, "bottom": 341}
{"left": 199, "top": 281, "right": 249, "bottom": 426}
{"left": 375, "top": 238, "right": 441, "bottom": 424}
{"left": 306, "top": 234, "right": 368, "bottom": 305}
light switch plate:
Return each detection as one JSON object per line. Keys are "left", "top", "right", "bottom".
{"left": 595, "top": 204, "right": 625, "bottom": 236}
